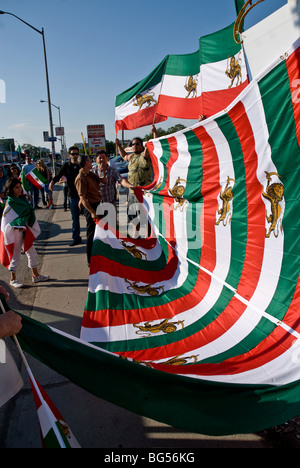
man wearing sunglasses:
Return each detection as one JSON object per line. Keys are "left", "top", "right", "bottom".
{"left": 49, "top": 147, "right": 82, "bottom": 246}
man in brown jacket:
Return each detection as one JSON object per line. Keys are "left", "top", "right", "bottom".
{"left": 75, "top": 155, "right": 106, "bottom": 266}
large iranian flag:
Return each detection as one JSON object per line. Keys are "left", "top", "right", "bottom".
{"left": 0, "top": 196, "right": 40, "bottom": 268}
{"left": 115, "top": 23, "right": 248, "bottom": 131}
{"left": 17, "top": 39, "right": 300, "bottom": 436}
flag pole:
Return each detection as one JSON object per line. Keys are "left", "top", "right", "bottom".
{"left": 81, "top": 132, "right": 87, "bottom": 155}
{"left": 0, "top": 300, "right": 66, "bottom": 448}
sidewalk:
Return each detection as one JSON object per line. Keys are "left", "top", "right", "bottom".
{"left": 0, "top": 186, "right": 269, "bottom": 448}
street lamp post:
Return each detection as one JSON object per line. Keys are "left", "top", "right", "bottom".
{"left": 0, "top": 10, "right": 56, "bottom": 174}
{"left": 41, "top": 100, "right": 61, "bottom": 126}
{"left": 40, "top": 100, "right": 65, "bottom": 158}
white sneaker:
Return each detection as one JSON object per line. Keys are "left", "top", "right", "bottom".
{"left": 10, "top": 279, "right": 23, "bottom": 288}
{"left": 32, "top": 274, "right": 50, "bottom": 284}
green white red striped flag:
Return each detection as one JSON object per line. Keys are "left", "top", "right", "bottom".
{"left": 0, "top": 196, "right": 40, "bottom": 268}
{"left": 115, "top": 57, "right": 168, "bottom": 132}
{"left": 29, "top": 376, "right": 80, "bottom": 448}
{"left": 16, "top": 39, "right": 300, "bottom": 436}
{"left": 22, "top": 167, "right": 47, "bottom": 190}
{"left": 115, "top": 23, "right": 248, "bottom": 131}
{"left": 0, "top": 298, "right": 80, "bottom": 448}
{"left": 20, "top": 170, "right": 31, "bottom": 194}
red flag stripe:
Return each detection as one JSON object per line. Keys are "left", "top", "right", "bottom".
{"left": 90, "top": 243, "right": 178, "bottom": 284}
{"left": 227, "top": 101, "right": 266, "bottom": 301}
{"left": 0, "top": 230, "right": 14, "bottom": 268}
{"left": 160, "top": 136, "right": 181, "bottom": 196}
{"left": 115, "top": 106, "right": 167, "bottom": 132}
{"left": 157, "top": 95, "right": 203, "bottom": 120}
{"left": 23, "top": 227, "right": 36, "bottom": 253}
{"left": 26, "top": 173, "right": 44, "bottom": 189}
{"left": 202, "top": 80, "right": 249, "bottom": 116}
{"left": 156, "top": 82, "right": 249, "bottom": 121}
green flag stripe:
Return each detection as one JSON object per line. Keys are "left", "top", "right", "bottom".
{"left": 91, "top": 237, "right": 169, "bottom": 271}
{"left": 200, "top": 22, "right": 242, "bottom": 64}
{"left": 17, "top": 314, "right": 300, "bottom": 436}
{"left": 164, "top": 50, "right": 200, "bottom": 76}
{"left": 32, "top": 168, "right": 47, "bottom": 185}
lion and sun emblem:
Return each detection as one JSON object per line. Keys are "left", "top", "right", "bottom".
{"left": 132, "top": 54, "right": 243, "bottom": 111}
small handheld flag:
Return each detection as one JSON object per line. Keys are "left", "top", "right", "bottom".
{"left": 0, "top": 299, "right": 80, "bottom": 448}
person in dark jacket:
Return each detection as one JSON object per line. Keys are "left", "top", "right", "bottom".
{"left": 49, "top": 147, "right": 82, "bottom": 246}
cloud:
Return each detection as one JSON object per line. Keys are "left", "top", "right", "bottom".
{"left": 8, "top": 122, "right": 29, "bottom": 130}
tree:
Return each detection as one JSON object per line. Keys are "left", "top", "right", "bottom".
{"left": 105, "top": 140, "right": 116, "bottom": 155}
{"left": 166, "top": 124, "right": 186, "bottom": 134}
{"left": 144, "top": 124, "right": 186, "bottom": 140}
{"left": 22, "top": 144, "right": 48, "bottom": 160}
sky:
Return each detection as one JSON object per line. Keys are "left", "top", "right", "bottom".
{"left": 0, "top": 0, "right": 287, "bottom": 153}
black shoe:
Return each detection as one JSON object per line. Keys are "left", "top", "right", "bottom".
{"left": 34, "top": 205, "right": 41, "bottom": 210}
{"left": 69, "top": 238, "right": 81, "bottom": 247}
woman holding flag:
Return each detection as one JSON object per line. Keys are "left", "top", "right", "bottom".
{"left": 0, "top": 178, "right": 50, "bottom": 288}
{"left": 21, "top": 154, "right": 41, "bottom": 209}
{"left": 0, "top": 165, "right": 8, "bottom": 217}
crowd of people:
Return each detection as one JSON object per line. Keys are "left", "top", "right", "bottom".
{"left": 0, "top": 126, "right": 160, "bottom": 418}
{"left": 0, "top": 125, "right": 157, "bottom": 288}
{"left": 0, "top": 156, "right": 52, "bottom": 216}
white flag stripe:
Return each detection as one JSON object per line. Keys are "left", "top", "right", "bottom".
{"left": 160, "top": 73, "right": 202, "bottom": 98}
{"left": 115, "top": 82, "right": 161, "bottom": 120}
{"left": 201, "top": 52, "right": 248, "bottom": 92}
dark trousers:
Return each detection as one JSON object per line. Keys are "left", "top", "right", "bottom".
{"left": 63, "top": 186, "right": 69, "bottom": 210}
{"left": 30, "top": 183, "right": 39, "bottom": 208}
{"left": 69, "top": 197, "right": 81, "bottom": 242}
{"left": 84, "top": 202, "right": 100, "bottom": 265}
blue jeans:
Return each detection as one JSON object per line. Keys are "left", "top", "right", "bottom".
{"left": 29, "top": 183, "right": 39, "bottom": 208}
{"left": 69, "top": 197, "right": 81, "bottom": 242}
